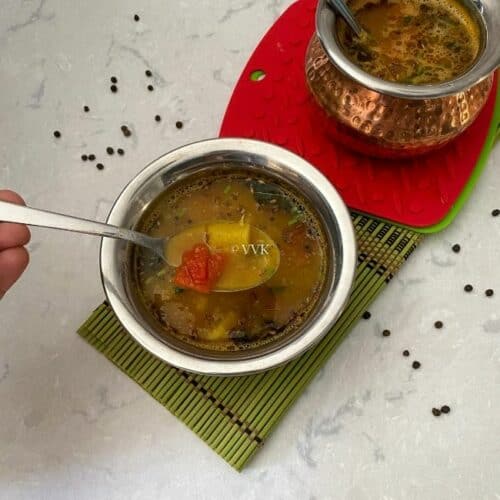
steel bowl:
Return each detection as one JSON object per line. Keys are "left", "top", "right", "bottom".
{"left": 100, "top": 138, "right": 357, "bottom": 376}
{"left": 306, "top": 0, "right": 500, "bottom": 158}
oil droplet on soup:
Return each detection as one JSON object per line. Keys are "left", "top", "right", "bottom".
{"left": 338, "top": 0, "right": 481, "bottom": 84}
{"left": 131, "top": 172, "right": 329, "bottom": 351}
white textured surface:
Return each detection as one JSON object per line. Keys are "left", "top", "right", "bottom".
{"left": 0, "top": 1, "right": 499, "bottom": 499}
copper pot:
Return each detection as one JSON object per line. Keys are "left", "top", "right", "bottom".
{"left": 305, "top": 0, "right": 499, "bottom": 159}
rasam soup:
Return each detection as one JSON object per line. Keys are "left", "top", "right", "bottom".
{"left": 131, "top": 171, "right": 328, "bottom": 351}
{"left": 338, "top": 0, "right": 481, "bottom": 84}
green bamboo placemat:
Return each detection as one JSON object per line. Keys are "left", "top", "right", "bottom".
{"left": 77, "top": 213, "right": 422, "bottom": 470}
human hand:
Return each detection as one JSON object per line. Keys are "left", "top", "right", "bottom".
{"left": 0, "top": 190, "right": 30, "bottom": 299}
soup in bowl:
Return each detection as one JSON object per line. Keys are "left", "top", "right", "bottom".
{"left": 131, "top": 170, "right": 328, "bottom": 352}
{"left": 100, "top": 139, "right": 357, "bottom": 375}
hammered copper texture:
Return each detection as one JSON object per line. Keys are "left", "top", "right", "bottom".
{"left": 220, "top": 0, "right": 499, "bottom": 227}
{"left": 306, "top": 36, "right": 493, "bottom": 157}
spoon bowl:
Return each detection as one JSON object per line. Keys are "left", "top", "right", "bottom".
{"left": 164, "top": 221, "right": 281, "bottom": 292}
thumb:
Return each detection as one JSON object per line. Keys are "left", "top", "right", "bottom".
{"left": 0, "top": 247, "right": 29, "bottom": 299}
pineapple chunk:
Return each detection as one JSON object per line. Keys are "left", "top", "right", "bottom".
{"left": 204, "top": 311, "right": 238, "bottom": 341}
{"left": 207, "top": 222, "right": 250, "bottom": 251}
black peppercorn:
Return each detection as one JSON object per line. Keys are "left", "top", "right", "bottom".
{"left": 362, "top": 311, "right": 371, "bottom": 320}
{"left": 492, "top": 209, "right": 500, "bottom": 217}
{"left": 464, "top": 284, "right": 473, "bottom": 293}
{"left": 412, "top": 361, "right": 421, "bottom": 369}
{"left": 440, "top": 405, "right": 451, "bottom": 414}
{"left": 110, "top": 85, "right": 118, "bottom": 93}
{"left": 88, "top": 154, "right": 96, "bottom": 161}
{"left": 121, "top": 125, "right": 132, "bottom": 137}
{"left": 434, "top": 321, "right": 443, "bottom": 329}
{"left": 53, "top": 130, "right": 61, "bottom": 138}
{"left": 145, "top": 69, "right": 152, "bottom": 77}
{"left": 176, "top": 121, "right": 184, "bottom": 129}
{"left": 485, "top": 289, "right": 494, "bottom": 297}
{"left": 106, "top": 147, "right": 114, "bottom": 155}
{"left": 110, "top": 76, "right": 118, "bottom": 84}
{"left": 382, "top": 329, "right": 391, "bottom": 337}
{"left": 134, "top": 14, "right": 140, "bottom": 21}
{"left": 403, "top": 350, "right": 410, "bottom": 357}
{"left": 432, "top": 408, "right": 441, "bottom": 417}
{"left": 81, "top": 154, "right": 88, "bottom": 161}
{"left": 83, "top": 105, "right": 90, "bottom": 112}
{"left": 155, "top": 115, "right": 161, "bottom": 122}
{"left": 96, "top": 163, "right": 104, "bottom": 170}
{"left": 452, "top": 244, "right": 461, "bottom": 253}
{"left": 147, "top": 84, "right": 154, "bottom": 91}
{"left": 117, "top": 148, "right": 125, "bottom": 156}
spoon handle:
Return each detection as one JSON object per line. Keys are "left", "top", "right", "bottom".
{"left": 326, "top": 0, "right": 363, "bottom": 36}
{"left": 0, "top": 200, "right": 147, "bottom": 246}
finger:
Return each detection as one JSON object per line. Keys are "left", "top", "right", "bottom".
{"left": 0, "top": 190, "right": 31, "bottom": 251}
{"left": 0, "top": 247, "right": 30, "bottom": 299}
{"left": 0, "top": 190, "right": 25, "bottom": 205}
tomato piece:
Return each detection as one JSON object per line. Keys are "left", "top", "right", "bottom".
{"left": 207, "top": 252, "right": 226, "bottom": 284}
{"left": 173, "top": 265, "right": 195, "bottom": 290}
{"left": 185, "top": 244, "right": 209, "bottom": 283}
{"left": 174, "top": 243, "right": 226, "bottom": 293}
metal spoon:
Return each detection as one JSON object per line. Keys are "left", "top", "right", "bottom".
{"left": 325, "top": 0, "right": 364, "bottom": 37}
{"left": 0, "top": 200, "right": 280, "bottom": 292}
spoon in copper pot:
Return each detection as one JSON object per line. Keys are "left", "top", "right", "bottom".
{"left": 325, "top": 0, "right": 364, "bottom": 37}
{"left": 0, "top": 200, "right": 280, "bottom": 292}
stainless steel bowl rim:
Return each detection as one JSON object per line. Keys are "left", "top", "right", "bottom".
{"left": 100, "top": 138, "right": 357, "bottom": 376}
{"left": 317, "top": 0, "right": 500, "bottom": 99}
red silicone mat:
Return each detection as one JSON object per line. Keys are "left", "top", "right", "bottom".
{"left": 220, "top": 0, "right": 498, "bottom": 229}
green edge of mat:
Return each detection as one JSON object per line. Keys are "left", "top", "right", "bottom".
{"left": 77, "top": 215, "right": 423, "bottom": 471}
{"left": 357, "top": 77, "right": 500, "bottom": 235}
{"left": 416, "top": 77, "right": 500, "bottom": 234}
